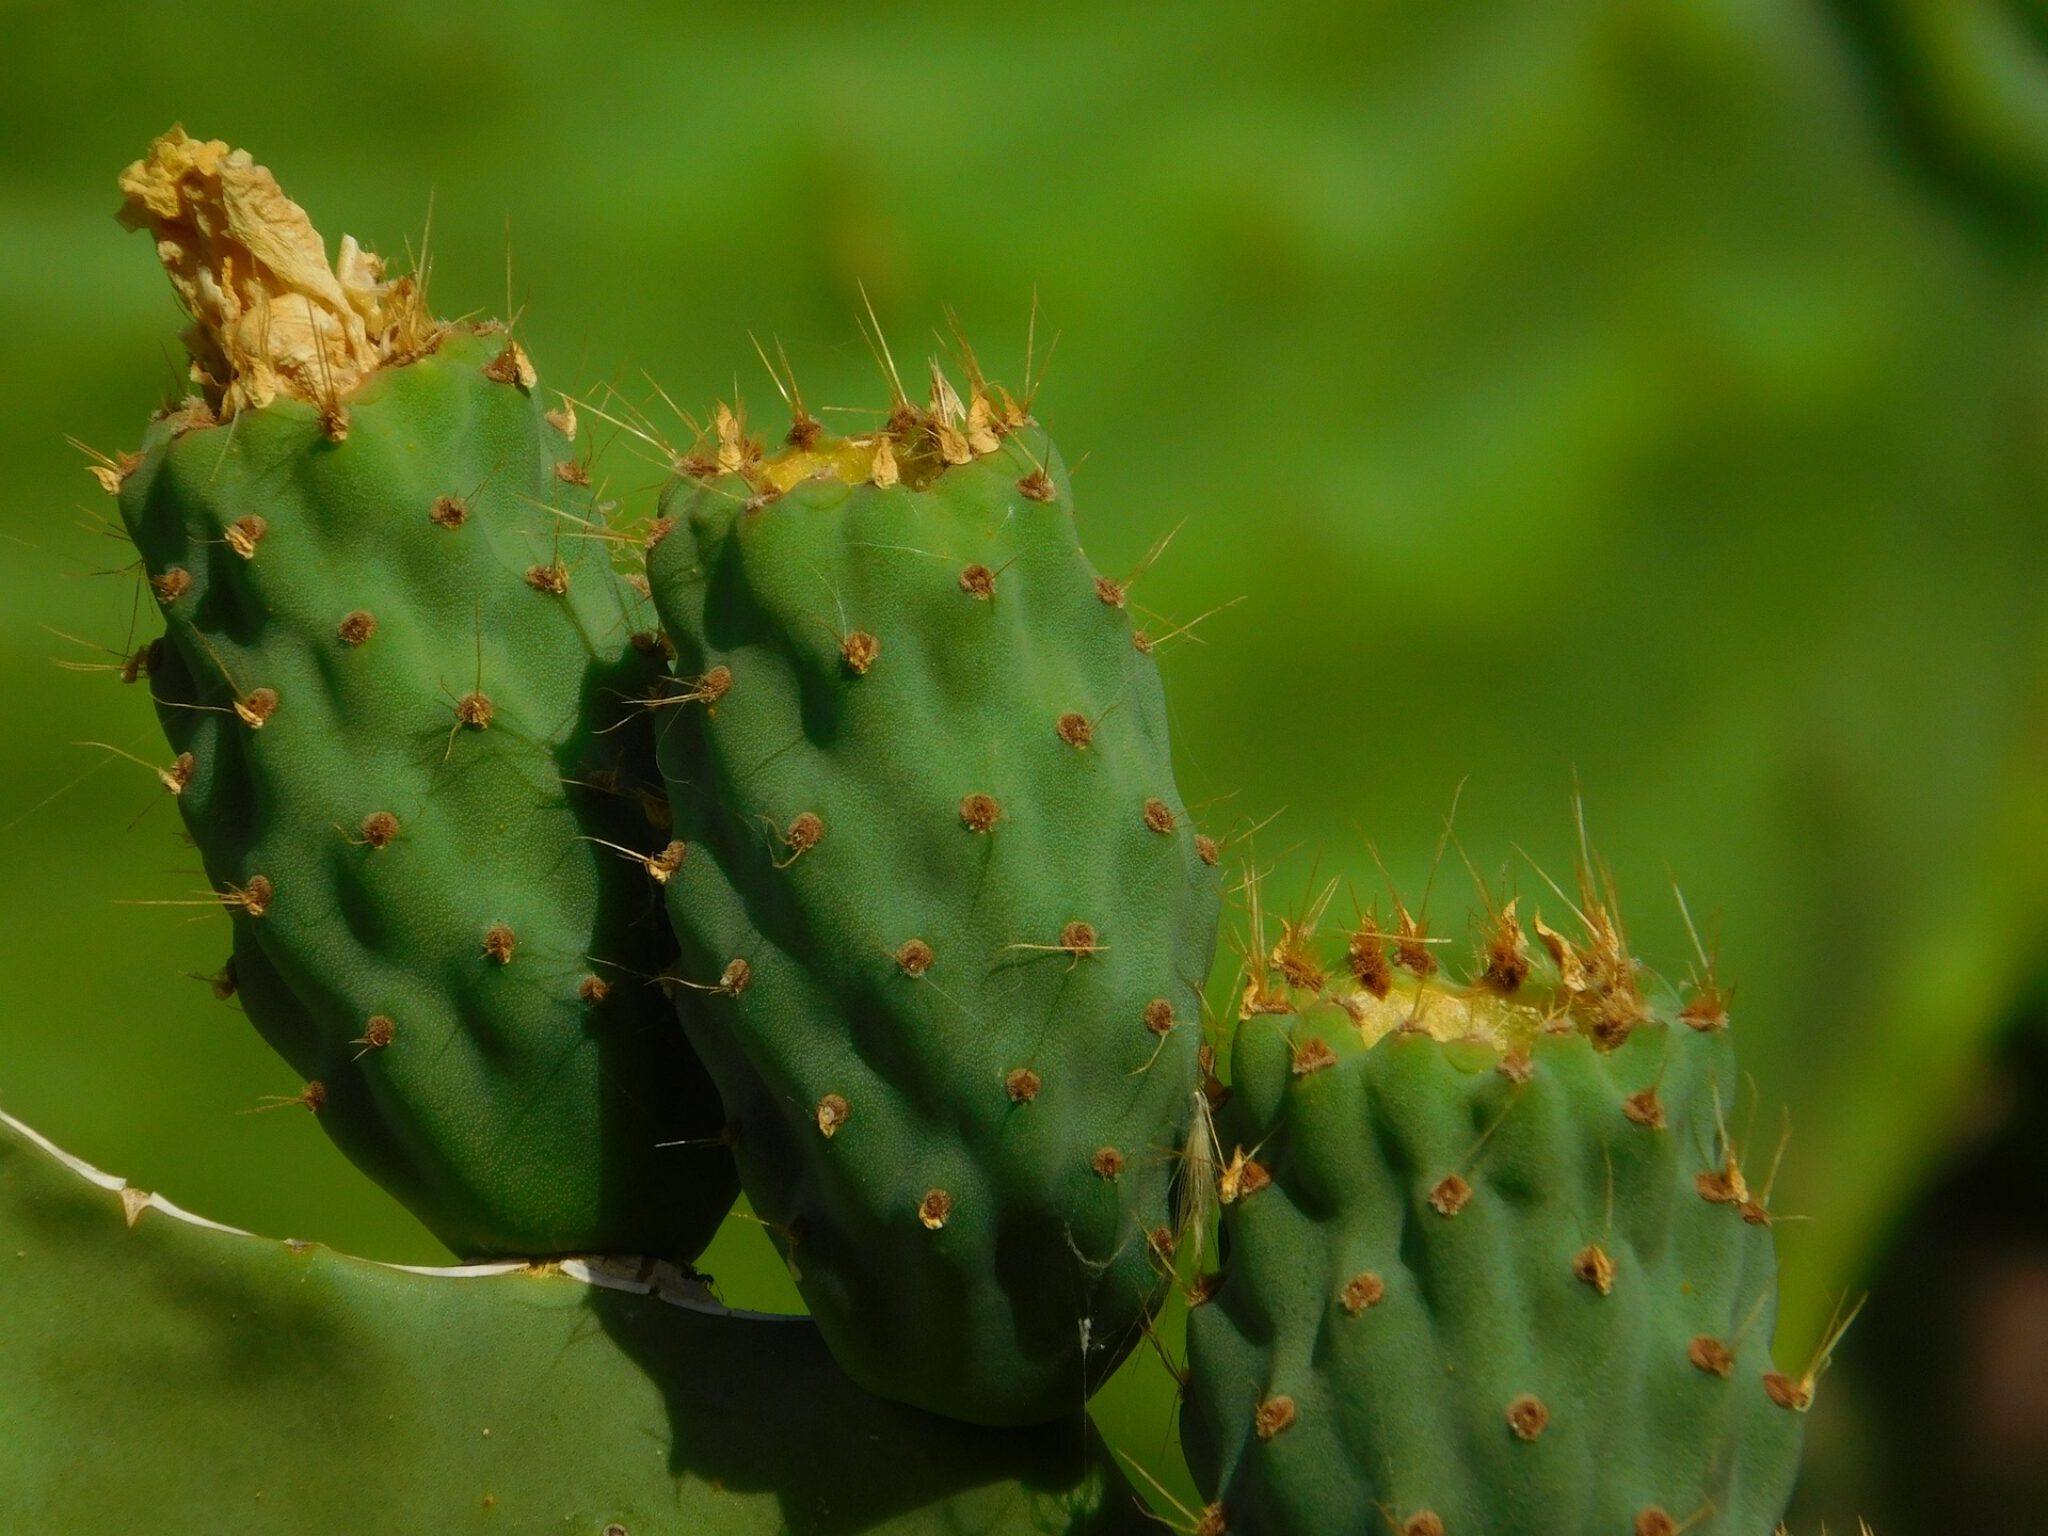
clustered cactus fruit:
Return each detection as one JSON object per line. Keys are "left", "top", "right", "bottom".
{"left": 16, "top": 129, "right": 1843, "bottom": 1532}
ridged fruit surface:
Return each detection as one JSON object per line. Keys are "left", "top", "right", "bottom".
{"left": 646, "top": 384, "right": 1222, "bottom": 1424}
{"left": 1183, "top": 881, "right": 1808, "bottom": 1535}
{"left": 108, "top": 131, "right": 734, "bottom": 1259}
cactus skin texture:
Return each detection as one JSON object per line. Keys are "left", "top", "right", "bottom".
{"left": 645, "top": 387, "right": 1223, "bottom": 1425}
{"left": 1182, "top": 884, "right": 1807, "bottom": 1536}
{"left": 0, "top": 1107, "right": 1148, "bottom": 1536}
{"left": 108, "top": 132, "right": 734, "bottom": 1260}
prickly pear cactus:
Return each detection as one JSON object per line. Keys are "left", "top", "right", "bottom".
{"left": 1182, "top": 875, "right": 1814, "bottom": 1536}
{"left": 643, "top": 369, "right": 1223, "bottom": 1424}
{"left": 102, "top": 130, "right": 734, "bottom": 1259}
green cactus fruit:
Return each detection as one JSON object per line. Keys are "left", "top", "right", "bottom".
{"left": 643, "top": 369, "right": 1223, "bottom": 1425}
{"left": 0, "top": 1105, "right": 1150, "bottom": 1535}
{"left": 103, "top": 130, "right": 734, "bottom": 1259}
{"left": 1182, "top": 874, "right": 1817, "bottom": 1536}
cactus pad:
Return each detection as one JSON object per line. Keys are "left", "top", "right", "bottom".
{"left": 644, "top": 376, "right": 1223, "bottom": 1424}
{"left": 0, "top": 1106, "right": 1147, "bottom": 1535}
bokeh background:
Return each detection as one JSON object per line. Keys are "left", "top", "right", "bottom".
{"left": 3, "top": 3, "right": 2046, "bottom": 1528}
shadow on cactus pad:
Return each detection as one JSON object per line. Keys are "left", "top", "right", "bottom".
{"left": 0, "top": 1108, "right": 1145, "bottom": 1535}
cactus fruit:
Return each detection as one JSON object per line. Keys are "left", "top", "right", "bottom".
{"left": 643, "top": 373, "right": 1223, "bottom": 1424}
{"left": 0, "top": 1106, "right": 1149, "bottom": 1535}
{"left": 103, "top": 130, "right": 734, "bottom": 1259}
{"left": 1181, "top": 870, "right": 1810, "bottom": 1535}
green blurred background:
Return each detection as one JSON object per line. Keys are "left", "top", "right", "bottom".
{"left": 3, "top": 2, "right": 2045, "bottom": 1527}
